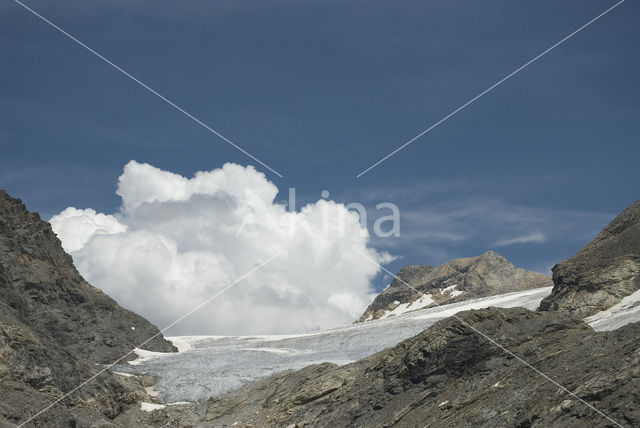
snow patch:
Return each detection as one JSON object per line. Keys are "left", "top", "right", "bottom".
{"left": 380, "top": 294, "right": 434, "bottom": 319}
{"left": 440, "top": 284, "right": 463, "bottom": 298}
{"left": 440, "top": 284, "right": 457, "bottom": 294}
{"left": 140, "top": 402, "right": 165, "bottom": 412}
{"left": 585, "top": 289, "right": 640, "bottom": 331}
{"left": 167, "top": 401, "right": 191, "bottom": 406}
{"left": 166, "top": 336, "right": 224, "bottom": 353}
{"left": 129, "top": 347, "right": 173, "bottom": 365}
{"left": 413, "top": 287, "right": 551, "bottom": 321}
{"left": 113, "top": 371, "right": 136, "bottom": 378}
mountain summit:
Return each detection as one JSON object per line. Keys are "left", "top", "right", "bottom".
{"left": 358, "top": 250, "right": 551, "bottom": 322}
{"left": 540, "top": 199, "right": 640, "bottom": 317}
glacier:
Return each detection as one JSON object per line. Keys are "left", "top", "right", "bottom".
{"left": 115, "top": 285, "right": 640, "bottom": 403}
{"left": 116, "top": 287, "right": 559, "bottom": 403}
{"left": 115, "top": 286, "right": 640, "bottom": 404}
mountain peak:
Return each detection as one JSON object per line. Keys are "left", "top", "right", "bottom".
{"left": 0, "top": 190, "right": 175, "bottom": 358}
{"left": 358, "top": 251, "right": 550, "bottom": 322}
{"left": 1, "top": 190, "right": 178, "bottom": 424}
{"left": 479, "top": 249, "right": 503, "bottom": 259}
{"left": 539, "top": 199, "right": 640, "bottom": 317}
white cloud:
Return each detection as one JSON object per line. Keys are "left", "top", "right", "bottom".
{"left": 49, "top": 161, "right": 391, "bottom": 335}
{"left": 493, "top": 232, "right": 546, "bottom": 247}
{"left": 49, "top": 207, "right": 126, "bottom": 253}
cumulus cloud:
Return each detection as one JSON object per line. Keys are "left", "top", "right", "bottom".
{"left": 49, "top": 161, "right": 391, "bottom": 335}
{"left": 49, "top": 207, "right": 126, "bottom": 253}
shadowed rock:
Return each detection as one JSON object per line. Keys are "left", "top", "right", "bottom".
{"left": 540, "top": 199, "right": 640, "bottom": 317}
{"left": 0, "top": 190, "right": 176, "bottom": 426}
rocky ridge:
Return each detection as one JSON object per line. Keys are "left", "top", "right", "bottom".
{"left": 358, "top": 250, "right": 551, "bottom": 322}
{"left": 201, "top": 307, "right": 640, "bottom": 427}
{"left": 540, "top": 199, "right": 640, "bottom": 317}
{"left": 0, "top": 190, "right": 176, "bottom": 427}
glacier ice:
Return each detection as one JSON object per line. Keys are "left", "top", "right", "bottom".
{"left": 118, "top": 287, "right": 555, "bottom": 403}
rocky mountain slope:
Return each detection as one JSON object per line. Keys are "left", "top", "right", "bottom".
{"left": 0, "top": 190, "right": 175, "bottom": 426}
{"left": 358, "top": 251, "right": 551, "bottom": 322}
{"left": 201, "top": 307, "right": 639, "bottom": 427}
{"left": 540, "top": 199, "right": 640, "bottom": 317}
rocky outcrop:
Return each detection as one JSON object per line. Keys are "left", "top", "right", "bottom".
{"left": 202, "top": 307, "right": 640, "bottom": 427}
{"left": 539, "top": 199, "right": 640, "bottom": 317}
{"left": 0, "top": 190, "right": 176, "bottom": 426}
{"left": 358, "top": 251, "right": 551, "bottom": 322}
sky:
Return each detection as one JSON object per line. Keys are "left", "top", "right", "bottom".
{"left": 1, "top": 0, "right": 638, "bottom": 334}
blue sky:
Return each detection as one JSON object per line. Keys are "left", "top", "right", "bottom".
{"left": 1, "top": 0, "right": 638, "bottom": 291}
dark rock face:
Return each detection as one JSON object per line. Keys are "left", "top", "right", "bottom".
{"left": 540, "top": 199, "right": 640, "bottom": 317}
{"left": 0, "top": 190, "right": 176, "bottom": 426}
{"left": 358, "top": 251, "right": 551, "bottom": 322}
{"left": 203, "top": 307, "right": 640, "bottom": 428}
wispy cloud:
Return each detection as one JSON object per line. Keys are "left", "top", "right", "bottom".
{"left": 347, "top": 181, "right": 615, "bottom": 271}
{"left": 493, "top": 232, "right": 546, "bottom": 247}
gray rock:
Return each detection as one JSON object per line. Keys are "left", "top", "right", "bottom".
{"left": 359, "top": 251, "right": 551, "bottom": 322}
{"left": 0, "top": 190, "right": 175, "bottom": 426}
{"left": 539, "top": 199, "right": 640, "bottom": 317}
{"left": 202, "top": 307, "right": 640, "bottom": 427}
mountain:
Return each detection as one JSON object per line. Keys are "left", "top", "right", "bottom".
{"left": 202, "top": 307, "right": 640, "bottom": 427}
{"left": 358, "top": 251, "right": 551, "bottom": 322}
{"left": 0, "top": 190, "right": 176, "bottom": 426}
{"left": 539, "top": 199, "right": 640, "bottom": 317}
{"left": 4, "top": 187, "right": 639, "bottom": 427}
